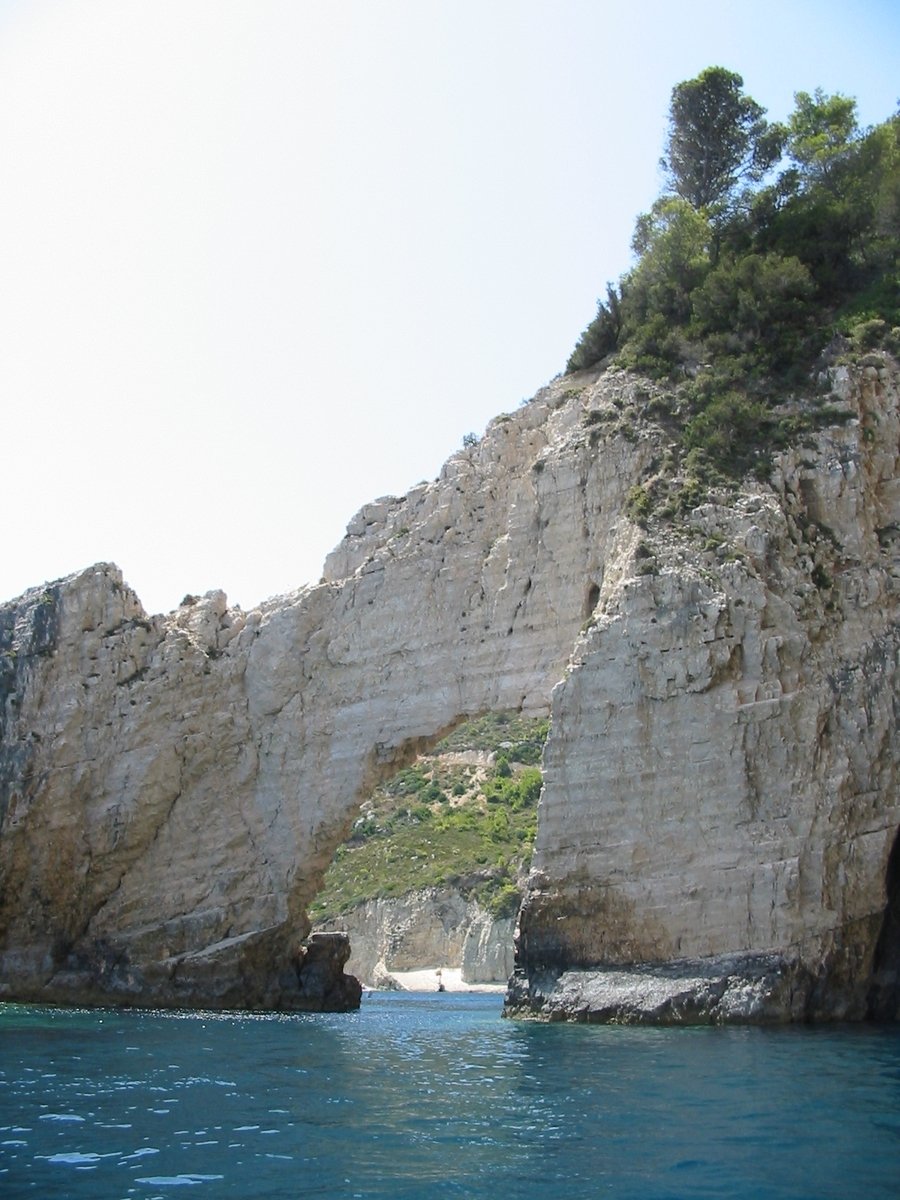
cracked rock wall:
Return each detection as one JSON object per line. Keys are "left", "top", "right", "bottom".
{"left": 509, "top": 358, "right": 900, "bottom": 1021}
{"left": 1, "top": 358, "right": 897, "bottom": 1018}
{"left": 0, "top": 378, "right": 636, "bottom": 1007}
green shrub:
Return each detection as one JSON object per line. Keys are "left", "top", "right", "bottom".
{"left": 566, "top": 283, "right": 624, "bottom": 372}
{"left": 514, "top": 767, "right": 543, "bottom": 808}
{"left": 625, "top": 484, "right": 654, "bottom": 524}
{"left": 485, "top": 882, "right": 521, "bottom": 919}
{"left": 682, "top": 391, "right": 771, "bottom": 476}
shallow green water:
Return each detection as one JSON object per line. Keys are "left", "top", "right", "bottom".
{"left": 1, "top": 992, "right": 899, "bottom": 1198}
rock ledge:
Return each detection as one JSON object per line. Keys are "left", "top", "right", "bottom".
{"left": 504, "top": 953, "right": 812, "bottom": 1024}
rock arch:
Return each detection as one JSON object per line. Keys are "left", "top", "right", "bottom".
{"left": 0, "top": 374, "right": 637, "bottom": 1008}
{"left": 1, "top": 361, "right": 897, "bottom": 1020}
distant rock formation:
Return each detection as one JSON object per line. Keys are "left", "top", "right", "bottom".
{"left": 317, "top": 888, "right": 514, "bottom": 987}
{"left": 1, "top": 356, "right": 897, "bottom": 1020}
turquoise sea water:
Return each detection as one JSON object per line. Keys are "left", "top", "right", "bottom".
{"left": 1, "top": 992, "right": 898, "bottom": 1199}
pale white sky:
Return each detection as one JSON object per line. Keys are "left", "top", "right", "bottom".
{"left": 1, "top": 1, "right": 897, "bottom": 614}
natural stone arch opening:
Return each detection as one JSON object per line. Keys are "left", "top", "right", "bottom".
{"left": 867, "top": 825, "right": 900, "bottom": 1020}
{"left": 308, "top": 709, "right": 548, "bottom": 989}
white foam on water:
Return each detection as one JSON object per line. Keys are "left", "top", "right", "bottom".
{"left": 136, "top": 1174, "right": 225, "bottom": 1186}
{"left": 41, "top": 1152, "right": 116, "bottom": 1165}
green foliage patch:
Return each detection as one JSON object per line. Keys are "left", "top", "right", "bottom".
{"left": 566, "top": 70, "right": 898, "bottom": 504}
{"left": 434, "top": 711, "right": 549, "bottom": 763}
{"left": 309, "top": 713, "right": 547, "bottom": 923}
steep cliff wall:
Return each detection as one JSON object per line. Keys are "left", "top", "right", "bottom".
{"left": 508, "top": 358, "right": 900, "bottom": 1022}
{"left": 1, "top": 357, "right": 897, "bottom": 1019}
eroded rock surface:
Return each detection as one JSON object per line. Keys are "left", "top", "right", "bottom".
{"left": 1, "top": 357, "right": 897, "bottom": 1019}
{"left": 506, "top": 954, "right": 810, "bottom": 1024}
{"left": 508, "top": 359, "right": 900, "bottom": 1022}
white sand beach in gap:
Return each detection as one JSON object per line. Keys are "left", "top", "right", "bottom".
{"left": 385, "top": 967, "right": 506, "bottom": 993}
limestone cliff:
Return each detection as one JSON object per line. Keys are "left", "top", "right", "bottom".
{"left": 1, "top": 355, "right": 897, "bottom": 1019}
{"left": 318, "top": 889, "right": 514, "bottom": 987}
{"left": 507, "top": 357, "right": 900, "bottom": 1022}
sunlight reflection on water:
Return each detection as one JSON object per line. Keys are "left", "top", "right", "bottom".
{"left": 1, "top": 993, "right": 899, "bottom": 1199}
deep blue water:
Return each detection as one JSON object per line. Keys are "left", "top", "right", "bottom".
{"left": 1, "top": 992, "right": 899, "bottom": 1199}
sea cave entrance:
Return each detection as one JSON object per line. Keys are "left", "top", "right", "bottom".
{"left": 308, "top": 711, "right": 547, "bottom": 990}
{"left": 868, "top": 825, "right": 900, "bottom": 1021}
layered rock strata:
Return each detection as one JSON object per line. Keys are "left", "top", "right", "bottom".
{"left": 507, "top": 358, "right": 900, "bottom": 1022}
{"left": 0, "top": 372, "right": 613, "bottom": 1009}
{"left": 1, "top": 355, "right": 897, "bottom": 1019}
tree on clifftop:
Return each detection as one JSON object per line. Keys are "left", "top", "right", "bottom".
{"left": 661, "top": 66, "right": 783, "bottom": 210}
{"left": 565, "top": 70, "right": 897, "bottom": 380}
{"left": 785, "top": 88, "right": 860, "bottom": 193}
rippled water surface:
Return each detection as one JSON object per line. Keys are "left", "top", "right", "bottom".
{"left": 1, "top": 992, "right": 899, "bottom": 1198}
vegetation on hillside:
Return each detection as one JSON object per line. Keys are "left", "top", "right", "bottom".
{"left": 309, "top": 713, "right": 547, "bottom": 924}
{"left": 313, "top": 73, "right": 897, "bottom": 929}
{"left": 567, "top": 68, "right": 899, "bottom": 497}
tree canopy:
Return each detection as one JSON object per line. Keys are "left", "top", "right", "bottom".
{"left": 565, "top": 69, "right": 898, "bottom": 497}
{"left": 567, "top": 70, "right": 898, "bottom": 377}
{"left": 660, "top": 66, "right": 783, "bottom": 210}
{"left": 786, "top": 88, "right": 860, "bottom": 191}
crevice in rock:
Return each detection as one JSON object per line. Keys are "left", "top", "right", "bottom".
{"left": 867, "top": 825, "right": 900, "bottom": 1020}
{"left": 584, "top": 582, "right": 600, "bottom": 618}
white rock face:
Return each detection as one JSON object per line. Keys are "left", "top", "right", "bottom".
{"left": 509, "top": 358, "right": 900, "bottom": 1021}
{"left": 317, "top": 889, "right": 514, "bottom": 986}
{"left": 462, "top": 911, "right": 516, "bottom": 983}
{"left": 0, "top": 358, "right": 897, "bottom": 1019}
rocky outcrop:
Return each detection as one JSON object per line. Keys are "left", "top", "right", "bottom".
{"left": 1, "top": 355, "right": 897, "bottom": 1019}
{"left": 507, "top": 358, "right": 900, "bottom": 1022}
{"left": 0, "top": 372, "right": 607, "bottom": 1009}
{"left": 507, "top": 954, "right": 811, "bottom": 1024}
{"left": 318, "top": 889, "right": 514, "bottom": 986}
{"left": 294, "top": 932, "right": 362, "bottom": 1011}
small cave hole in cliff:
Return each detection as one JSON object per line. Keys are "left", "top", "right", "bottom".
{"left": 584, "top": 582, "right": 601, "bottom": 620}
{"left": 307, "top": 710, "right": 548, "bottom": 990}
{"left": 867, "top": 825, "right": 900, "bottom": 1021}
